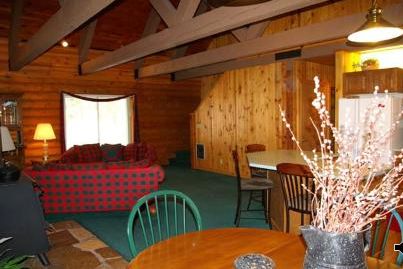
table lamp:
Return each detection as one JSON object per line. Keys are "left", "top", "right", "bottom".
{"left": 33, "top": 123, "right": 56, "bottom": 162}
{"left": 0, "top": 126, "right": 20, "bottom": 183}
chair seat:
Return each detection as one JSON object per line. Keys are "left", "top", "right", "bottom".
{"left": 241, "top": 177, "right": 273, "bottom": 190}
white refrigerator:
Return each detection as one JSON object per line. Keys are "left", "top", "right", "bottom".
{"left": 338, "top": 93, "right": 403, "bottom": 165}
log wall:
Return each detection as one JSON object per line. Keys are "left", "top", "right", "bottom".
{"left": 0, "top": 38, "right": 201, "bottom": 165}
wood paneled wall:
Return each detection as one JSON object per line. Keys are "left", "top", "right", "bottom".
{"left": 0, "top": 38, "right": 200, "bottom": 165}
{"left": 191, "top": 61, "right": 334, "bottom": 177}
{"left": 190, "top": 0, "right": 402, "bottom": 177}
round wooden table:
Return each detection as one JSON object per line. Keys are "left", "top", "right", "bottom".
{"left": 128, "top": 228, "right": 399, "bottom": 269}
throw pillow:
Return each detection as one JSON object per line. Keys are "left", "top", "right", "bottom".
{"left": 76, "top": 143, "right": 102, "bottom": 163}
{"left": 136, "top": 142, "right": 148, "bottom": 161}
{"left": 101, "top": 144, "right": 123, "bottom": 162}
{"left": 123, "top": 143, "right": 137, "bottom": 161}
{"left": 60, "top": 146, "right": 78, "bottom": 163}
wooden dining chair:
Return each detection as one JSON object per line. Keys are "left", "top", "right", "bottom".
{"left": 276, "top": 163, "right": 314, "bottom": 233}
{"left": 232, "top": 148, "right": 273, "bottom": 227}
{"left": 245, "top": 144, "right": 267, "bottom": 178}
{"left": 127, "top": 190, "right": 202, "bottom": 257}
{"left": 370, "top": 209, "right": 403, "bottom": 266}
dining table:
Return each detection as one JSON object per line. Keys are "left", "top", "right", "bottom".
{"left": 127, "top": 227, "right": 399, "bottom": 269}
{"left": 246, "top": 149, "right": 311, "bottom": 171}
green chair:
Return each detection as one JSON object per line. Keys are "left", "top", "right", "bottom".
{"left": 371, "top": 209, "right": 403, "bottom": 265}
{"left": 127, "top": 190, "right": 202, "bottom": 257}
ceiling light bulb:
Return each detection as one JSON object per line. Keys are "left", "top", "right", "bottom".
{"left": 61, "top": 40, "right": 69, "bottom": 47}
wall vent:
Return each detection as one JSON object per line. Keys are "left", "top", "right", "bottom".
{"left": 275, "top": 49, "right": 301, "bottom": 61}
{"left": 196, "top": 144, "right": 205, "bottom": 160}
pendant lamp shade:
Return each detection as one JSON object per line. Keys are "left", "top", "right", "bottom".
{"left": 347, "top": 2, "right": 403, "bottom": 46}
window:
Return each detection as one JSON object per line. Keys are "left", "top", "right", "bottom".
{"left": 63, "top": 94, "right": 132, "bottom": 150}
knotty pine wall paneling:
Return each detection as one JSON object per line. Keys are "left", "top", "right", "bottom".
{"left": 0, "top": 38, "right": 200, "bottom": 165}
{"left": 192, "top": 60, "right": 334, "bottom": 177}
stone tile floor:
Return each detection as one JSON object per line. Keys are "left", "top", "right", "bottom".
{"left": 25, "top": 220, "right": 128, "bottom": 269}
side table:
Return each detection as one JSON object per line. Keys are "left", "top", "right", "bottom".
{"left": 0, "top": 173, "right": 50, "bottom": 265}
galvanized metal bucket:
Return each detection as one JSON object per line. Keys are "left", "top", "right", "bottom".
{"left": 300, "top": 225, "right": 370, "bottom": 269}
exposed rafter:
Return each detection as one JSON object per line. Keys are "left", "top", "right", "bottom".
{"left": 149, "top": 0, "right": 177, "bottom": 27}
{"left": 8, "top": 0, "right": 24, "bottom": 69}
{"left": 78, "top": 20, "right": 97, "bottom": 66}
{"left": 134, "top": 9, "right": 162, "bottom": 72}
{"left": 232, "top": 21, "right": 269, "bottom": 42}
{"left": 8, "top": 0, "right": 117, "bottom": 71}
{"left": 137, "top": 3, "right": 403, "bottom": 78}
{"left": 173, "top": 41, "right": 357, "bottom": 80}
{"left": 134, "top": 0, "right": 202, "bottom": 77}
{"left": 80, "top": 0, "right": 328, "bottom": 75}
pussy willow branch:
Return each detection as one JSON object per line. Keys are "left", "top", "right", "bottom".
{"left": 280, "top": 76, "right": 403, "bottom": 233}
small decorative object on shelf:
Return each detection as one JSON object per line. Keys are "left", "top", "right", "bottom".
{"left": 361, "top": 58, "right": 379, "bottom": 70}
{"left": 280, "top": 77, "right": 403, "bottom": 269}
{"left": 352, "top": 61, "right": 361, "bottom": 72}
{"left": 234, "top": 253, "right": 275, "bottom": 269}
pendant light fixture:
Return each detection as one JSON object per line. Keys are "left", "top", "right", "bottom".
{"left": 347, "top": 0, "right": 403, "bottom": 46}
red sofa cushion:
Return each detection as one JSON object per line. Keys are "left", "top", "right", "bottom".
{"left": 60, "top": 146, "right": 78, "bottom": 163}
{"left": 123, "top": 143, "right": 137, "bottom": 161}
{"left": 101, "top": 144, "right": 123, "bottom": 162}
{"left": 76, "top": 143, "right": 102, "bottom": 163}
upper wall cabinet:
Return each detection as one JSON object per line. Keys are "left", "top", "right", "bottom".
{"left": 343, "top": 68, "right": 403, "bottom": 96}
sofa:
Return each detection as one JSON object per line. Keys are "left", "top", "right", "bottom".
{"left": 24, "top": 142, "right": 165, "bottom": 214}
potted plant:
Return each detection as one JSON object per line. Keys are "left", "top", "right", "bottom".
{"left": 280, "top": 76, "right": 403, "bottom": 268}
{"left": 0, "top": 238, "right": 26, "bottom": 269}
{"left": 361, "top": 58, "right": 379, "bottom": 70}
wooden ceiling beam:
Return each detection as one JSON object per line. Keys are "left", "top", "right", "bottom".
{"left": 8, "top": 0, "right": 117, "bottom": 71}
{"left": 134, "top": 9, "right": 162, "bottom": 71}
{"left": 8, "top": 0, "right": 24, "bottom": 69}
{"left": 232, "top": 21, "right": 269, "bottom": 42}
{"left": 78, "top": 20, "right": 97, "bottom": 66}
{"left": 176, "top": 0, "right": 202, "bottom": 24}
{"left": 135, "top": 1, "right": 202, "bottom": 76}
{"left": 173, "top": 42, "right": 341, "bottom": 80}
{"left": 80, "top": 0, "right": 327, "bottom": 75}
{"left": 174, "top": 39, "right": 403, "bottom": 80}
{"left": 149, "top": 0, "right": 177, "bottom": 27}
{"left": 137, "top": 3, "right": 403, "bottom": 78}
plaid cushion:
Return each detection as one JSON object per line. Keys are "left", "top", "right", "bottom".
{"left": 71, "top": 162, "right": 107, "bottom": 170}
{"left": 101, "top": 144, "right": 123, "bottom": 162}
{"left": 123, "top": 143, "right": 137, "bottom": 161}
{"left": 106, "top": 159, "right": 151, "bottom": 169}
{"left": 76, "top": 143, "right": 102, "bottom": 163}
{"left": 60, "top": 146, "right": 78, "bottom": 163}
{"left": 144, "top": 144, "right": 157, "bottom": 163}
{"left": 136, "top": 142, "right": 148, "bottom": 161}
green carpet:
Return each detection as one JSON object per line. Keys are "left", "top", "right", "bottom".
{"left": 45, "top": 166, "right": 271, "bottom": 260}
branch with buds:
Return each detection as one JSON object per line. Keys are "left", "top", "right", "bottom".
{"left": 280, "top": 76, "right": 403, "bottom": 233}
